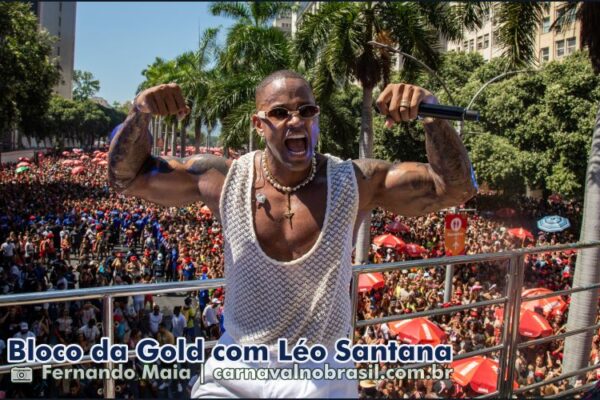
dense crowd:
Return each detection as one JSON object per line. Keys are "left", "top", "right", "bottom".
{"left": 0, "top": 150, "right": 597, "bottom": 398}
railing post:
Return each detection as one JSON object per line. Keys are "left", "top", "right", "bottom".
{"left": 102, "top": 295, "right": 115, "bottom": 399}
{"left": 350, "top": 270, "right": 360, "bottom": 344}
{"left": 501, "top": 255, "right": 526, "bottom": 398}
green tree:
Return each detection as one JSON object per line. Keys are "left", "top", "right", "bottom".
{"left": 0, "top": 2, "right": 60, "bottom": 145}
{"left": 294, "top": 1, "right": 464, "bottom": 264}
{"left": 72, "top": 70, "right": 100, "bottom": 101}
{"left": 208, "top": 1, "right": 293, "bottom": 151}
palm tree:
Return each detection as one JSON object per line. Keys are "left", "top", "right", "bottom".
{"left": 294, "top": 2, "right": 464, "bottom": 264}
{"left": 556, "top": 2, "right": 600, "bottom": 384}
{"left": 139, "top": 57, "right": 178, "bottom": 155}
{"left": 208, "top": 1, "right": 292, "bottom": 151}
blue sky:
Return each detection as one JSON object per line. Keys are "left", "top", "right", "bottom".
{"left": 75, "top": 2, "right": 235, "bottom": 105}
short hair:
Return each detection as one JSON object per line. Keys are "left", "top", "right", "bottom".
{"left": 255, "top": 70, "right": 311, "bottom": 105}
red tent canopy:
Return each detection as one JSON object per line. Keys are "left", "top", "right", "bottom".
{"left": 507, "top": 228, "right": 534, "bottom": 241}
{"left": 385, "top": 220, "right": 410, "bottom": 233}
{"left": 521, "top": 288, "right": 567, "bottom": 317}
{"left": 373, "top": 234, "right": 405, "bottom": 251}
{"left": 452, "top": 356, "right": 517, "bottom": 394}
{"left": 388, "top": 317, "right": 446, "bottom": 345}
{"left": 358, "top": 273, "right": 385, "bottom": 293}
{"left": 404, "top": 243, "right": 427, "bottom": 257}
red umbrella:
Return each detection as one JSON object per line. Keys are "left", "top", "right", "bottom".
{"left": 98, "top": 160, "right": 108, "bottom": 166}
{"left": 16, "top": 162, "right": 30, "bottom": 168}
{"left": 80, "top": 155, "right": 90, "bottom": 160}
{"left": 373, "top": 234, "right": 405, "bottom": 251}
{"left": 72, "top": 160, "right": 84, "bottom": 166}
{"left": 451, "top": 356, "right": 517, "bottom": 394}
{"left": 404, "top": 243, "right": 427, "bottom": 257}
{"left": 61, "top": 159, "right": 74, "bottom": 166}
{"left": 507, "top": 228, "right": 534, "bottom": 241}
{"left": 494, "top": 308, "right": 553, "bottom": 338}
{"left": 358, "top": 273, "right": 385, "bottom": 293}
{"left": 388, "top": 317, "right": 446, "bottom": 345}
{"left": 521, "top": 288, "right": 567, "bottom": 317}
{"left": 385, "top": 220, "right": 410, "bottom": 233}
{"left": 496, "top": 208, "right": 516, "bottom": 218}
{"left": 71, "top": 166, "right": 85, "bottom": 175}
{"left": 519, "top": 309, "right": 553, "bottom": 338}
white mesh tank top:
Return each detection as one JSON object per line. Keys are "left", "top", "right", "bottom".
{"left": 219, "top": 151, "right": 359, "bottom": 348}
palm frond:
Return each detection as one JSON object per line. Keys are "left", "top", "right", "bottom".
{"left": 209, "top": 2, "right": 251, "bottom": 24}
{"left": 496, "top": 2, "right": 545, "bottom": 68}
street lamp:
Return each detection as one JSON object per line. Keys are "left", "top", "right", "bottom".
{"left": 457, "top": 69, "right": 535, "bottom": 136}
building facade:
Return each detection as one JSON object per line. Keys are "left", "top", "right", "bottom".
{"left": 31, "top": 1, "right": 77, "bottom": 99}
{"left": 446, "top": 3, "right": 581, "bottom": 64}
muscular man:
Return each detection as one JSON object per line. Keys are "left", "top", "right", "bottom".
{"left": 109, "top": 70, "right": 476, "bottom": 398}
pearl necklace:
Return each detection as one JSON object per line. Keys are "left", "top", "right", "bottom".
{"left": 262, "top": 151, "right": 317, "bottom": 193}
{"left": 261, "top": 151, "right": 317, "bottom": 226}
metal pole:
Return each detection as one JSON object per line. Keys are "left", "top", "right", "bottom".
{"left": 498, "top": 255, "right": 518, "bottom": 396}
{"left": 504, "top": 255, "right": 526, "bottom": 398}
{"left": 102, "top": 295, "right": 115, "bottom": 399}
{"left": 443, "top": 264, "right": 453, "bottom": 303}
{"left": 350, "top": 270, "right": 360, "bottom": 344}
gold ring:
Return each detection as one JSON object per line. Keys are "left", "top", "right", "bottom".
{"left": 399, "top": 101, "right": 410, "bottom": 108}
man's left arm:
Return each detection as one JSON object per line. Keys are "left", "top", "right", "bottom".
{"left": 354, "top": 83, "right": 477, "bottom": 216}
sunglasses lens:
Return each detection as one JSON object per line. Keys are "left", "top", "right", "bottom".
{"left": 299, "top": 105, "right": 319, "bottom": 118}
{"left": 266, "top": 108, "right": 290, "bottom": 120}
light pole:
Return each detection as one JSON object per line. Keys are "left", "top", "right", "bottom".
{"left": 457, "top": 69, "right": 534, "bottom": 136}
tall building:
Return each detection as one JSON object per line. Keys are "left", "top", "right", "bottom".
{"left": 31, "top": 1, "right": 77, "bottom": 99}
{"left": 446, "top": 2, "right": 581, "bottom": 64}
{"left": 273, "top": 11, "right": 293, "bottom": 36}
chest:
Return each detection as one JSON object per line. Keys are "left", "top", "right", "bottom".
{"left": 251, "top": 176, "right": 328, "bottom": 262}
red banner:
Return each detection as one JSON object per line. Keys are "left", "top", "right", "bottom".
{"left": 445, "top": 214, "right": 468, "bottom": 256}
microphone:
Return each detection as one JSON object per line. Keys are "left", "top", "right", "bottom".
{"left": 374, "top": 103, "right": 479, "bottom": 122}
{"left": 418, "top": 103, "right": 479, "bottom": 121}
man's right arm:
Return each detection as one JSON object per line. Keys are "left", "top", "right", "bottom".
{"left": 108, "top": 83, "right": 230, "bottom": 208}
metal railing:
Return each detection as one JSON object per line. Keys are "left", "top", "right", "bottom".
{"left": 1, "top": 242, "right": 599, "bottom": 398}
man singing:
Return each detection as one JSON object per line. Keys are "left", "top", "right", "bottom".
{"left": 108, "top": 70, "right": 476, "bottom": 398}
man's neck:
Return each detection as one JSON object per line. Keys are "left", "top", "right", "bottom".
{"left": 264, "top": 150, "right": 315, "bottom": 189}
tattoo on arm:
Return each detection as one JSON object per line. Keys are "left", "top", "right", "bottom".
{"left": 108, "top": 111, "right": 152, "bottom": 192}
{"left": 423, "top": 120, "right": 471, "bottom": 188}
{"left": 139, "top": 154, "right": 229, "bottom": 177}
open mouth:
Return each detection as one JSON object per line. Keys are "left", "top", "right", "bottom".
{"left": 284, "top": 136, "right": 308, "bottom": 155}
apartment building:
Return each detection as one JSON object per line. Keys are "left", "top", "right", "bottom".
{"left": 446, "top": 2, "right": 581, "bottom": 64}
{"left": 31, "top": 1, "right": 77, "bottom": 99}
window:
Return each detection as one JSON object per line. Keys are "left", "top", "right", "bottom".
{"left": 556, "top": 40, "right": 565, "bottom": 58}
{"left": 57, "top": 46, "right": 60, "bottom": 56}
{"left": 59, "top": 2, "right": 62, "bottom": 12}
{"left": 540, "top": 47, "right": 549, "bottom": 62}
{"left": 492, "top": 30, "right": 500, "bottom": 46}
{"left": 477, "top": 35, "right": 483, "bottom": 50}
{"left": 463, "top": 41, "right": 468, "bottom": 50}
{"left": 566, "top": 37, "right": 576, "bottom": 55}
{"left": 483, "top": 34, "right": 490, "bottom": 49}
{"left": 469, "top": 39, "right": 474, "bottom": 51}
{"left": 542, "top": 17, "right": 550, "bottom": 33}
{"left": 58, "top": 16, "right": 61, "bottom": 27}
{"left": 556, "top": 6, "right": 575, "bottom": 29}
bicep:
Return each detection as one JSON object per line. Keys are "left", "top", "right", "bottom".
{"left": 354, "top": 159, "right": 443, "bottom": 216}
{"left": 122, "top": 154, "right": 229, "bottom": 207}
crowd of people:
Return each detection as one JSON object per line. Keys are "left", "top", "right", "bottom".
{"left": 0, "top": 149, "right": 597, "bottom": 398}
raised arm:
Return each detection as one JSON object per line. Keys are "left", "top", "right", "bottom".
{"left": 354, "top": 83, "right": 476, "bottom": 216}
{"left": 108, "top": 84, "right": 231, "bottom": 210}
